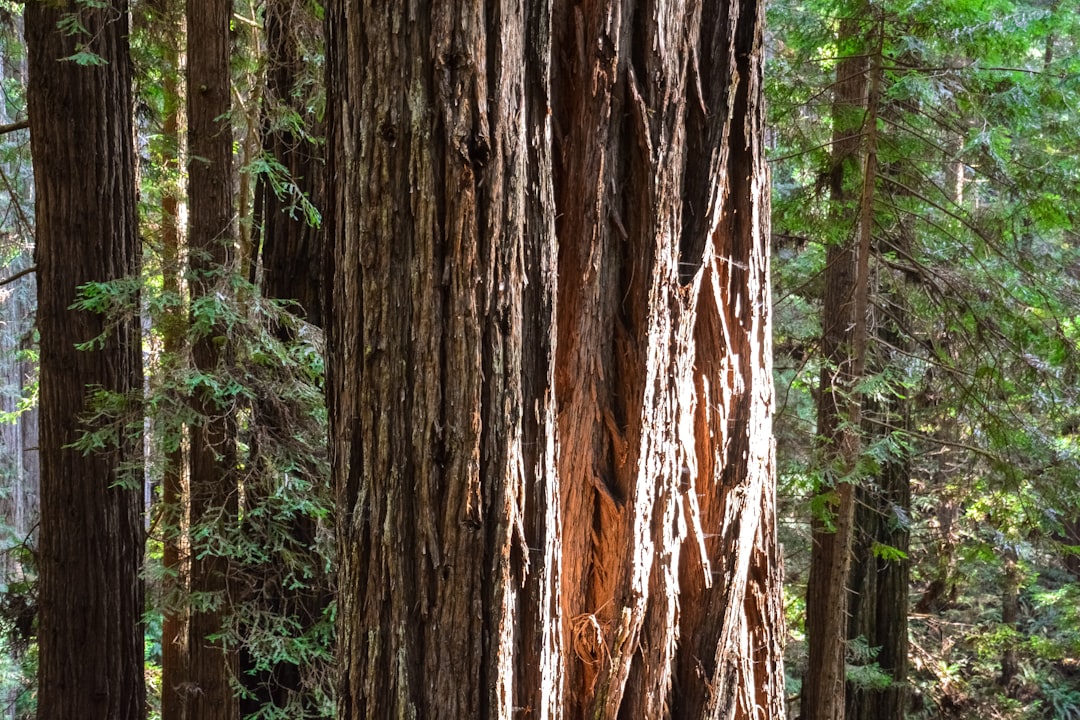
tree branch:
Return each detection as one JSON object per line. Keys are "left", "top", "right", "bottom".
{"left": 0, "top": 119, "right": 28, "bottom": 136}
{"left": 0, "top": 265, "right": 35, "bottom": 287}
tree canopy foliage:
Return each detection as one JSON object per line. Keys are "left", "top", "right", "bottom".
{"left": 768, "top": 0, "right": 1080, "bottom": 715}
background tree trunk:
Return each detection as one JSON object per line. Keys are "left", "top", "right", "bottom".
{"left": 148, "top": 6, "right": 190, "bottom": 717}
{"left": 26, "top": 1, "right": 145, "bottom": 717}
{"left": 845, "top": 402, "right": 910, "bottom": 720}
{"left": 185, "top": 0, "right": 238, "bottom": 716}
{"left": 999, "top": 546, "right": 1021, "bottom": 698}
{"left": 327, "top": 0, "right": 783, "bottom": 717}
{"left": 238, "top": 3, "right": 329, "bottom": 715}
{"left": 802, "top": 11, "right": 871, "bottom": 720}
{"left": 256, "top": 0, "right": 324, "bottom": 326}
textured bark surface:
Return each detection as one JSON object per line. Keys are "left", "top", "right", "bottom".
{"left": 327, "top": 0, "right": 782, "bottom": 717}
{"left": 550, "top": 0, "right": 782, "bottom": 717}
{"left": 26, "top": 2, "right": 145, "bottom": 717}
{"left": 328, "top": 3, "right": 561, "bottom": 715}
{"left": 186, "top": 0, "right": 238, "bottom": 717}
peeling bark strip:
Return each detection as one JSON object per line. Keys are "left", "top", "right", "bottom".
{"left": 327, "top": 0, "right": 783, "bottom": 716}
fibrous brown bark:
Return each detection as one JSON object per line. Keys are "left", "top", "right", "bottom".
{"left": 328, "top": 2, "right": 562, "bottom": 715}
{"left": 551, "top": 0, "right": 782, "bottom": 716}
{"left": 186, "top": 0, "right": 238, "bottom": 716}
{"left": 26, "top": 2, "right": 145, "bottom": 717}
{"left": 327, "top": 0, "right": 782, "bottom": 716}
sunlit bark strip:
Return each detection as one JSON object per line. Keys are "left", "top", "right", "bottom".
{"left": 160, "top": 31, "right": 190, "bottom": 720}
{"left": 551, "top": 0, "right": 782, "bottom": 716}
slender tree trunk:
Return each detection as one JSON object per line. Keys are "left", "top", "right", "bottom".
{"left": 844, "top": 83, "right": 914, "bottom": 719}
{"left": 186, "top": 0, "right": 238, "bottom": 716}
{"left": 845, "top": 399, "right": 910, "bottom": 720}
{"left": 327, "top": 0, "right": 783, "bottom": 716}
{"left": 26, "top": 1, "right": 145, "bottom": 717}
{"left": 159, "top": 31, "right": 190, "bottom": 720}
{"left": 802, "top": 10, "right": 873, "bottom": 720}
{"left": 999, "top": 546, "right": 1021, "bottom": 698}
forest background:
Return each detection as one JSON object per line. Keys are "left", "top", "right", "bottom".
{"left": 0, "top": 0, "right": 1077, "bottom": 718}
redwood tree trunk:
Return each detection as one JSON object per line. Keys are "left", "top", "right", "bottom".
{"left": 149, "top": 8, "right": 190, "bottom": 718}
{"left": 845, "top": 405, "right": 910, "bottom": 720}
{"left": 26, "top": 1, "right": 145, "bottom": 717}
{"left": 186, "top": 0, "right": 238, "bottom": 716}
{"left": 844, "top": 161, "right": 913, "bottom": 720}
{"left": 327, "top": 0, "right": 783, "bottom": 717}
{"left": 802, "top": 12, "right": 871, "bottom": 720}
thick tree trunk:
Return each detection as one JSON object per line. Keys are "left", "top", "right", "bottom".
{"left": 26, "top": 2, "right": 145, "bottom": 717}
{"left": 550, "top": 0, "right": 783, "bottom": 716}
{"left": 327, "top": 0, "right": 783, "bottom": 717}
{"left": 186, "top": 0, "right": 238, "bottom": 717}
{"left": 327, "top": 3, "right": 562, "bottom": 715}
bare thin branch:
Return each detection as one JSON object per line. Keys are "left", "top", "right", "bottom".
{"left": 0, "top": 119, "right": 28, "bottom": 136}
{"left": 0, "top": 265, "right": 34, "bottom": 287}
